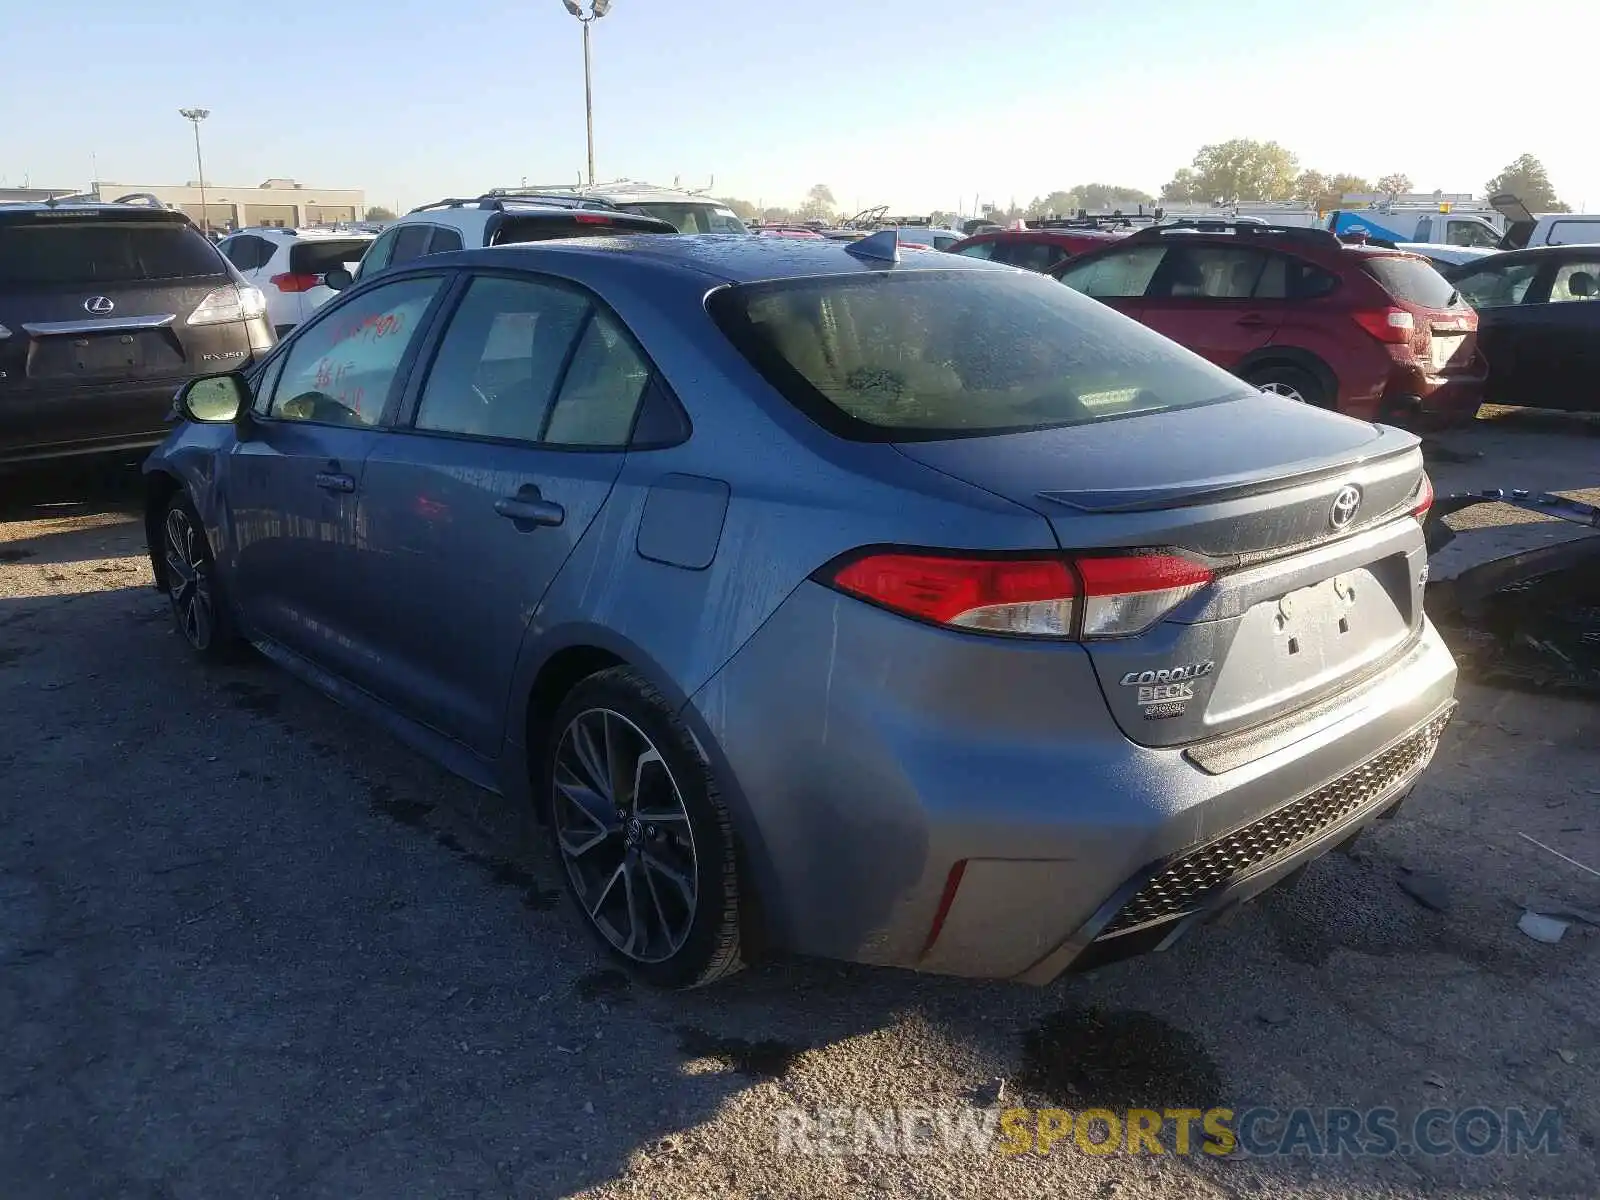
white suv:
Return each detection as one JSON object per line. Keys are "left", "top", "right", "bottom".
{"left": 217, "top": 227, "right": 376, "bottom": 336}
{"left": 510, "top": 181, "right": 749, "bottom": 234}
{"left": 348, "top": 193, "right": 677, "bottom": 284}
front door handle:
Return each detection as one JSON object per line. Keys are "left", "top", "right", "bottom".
{"left": 1236, "top": 313, "right": 1269, "bottom": 327}
{"left": 495, "top": 487, "right": 565, "bottom": 529}
{"left": 315, "top": 471, "right": 356, "bottom": 493}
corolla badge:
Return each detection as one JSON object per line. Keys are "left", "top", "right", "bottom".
{"left": 1329, "top": 484, "right": 1362, "bottom": 531}
{"left": 83, "top": 296, "right": 115, "bottom": 315}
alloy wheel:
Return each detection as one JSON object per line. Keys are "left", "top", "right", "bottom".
{"left": 163, "top": 506, "right": 214, "bottom": 650}
{"left": 552, "top": 708, "right": 698, "bottom": 963}
{"left": 1258, "top": 381, "right": 1307, "bottom": 403}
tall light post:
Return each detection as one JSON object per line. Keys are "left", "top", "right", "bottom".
{"left": 179, "top": 108, "right": 211, "bottom": 231}
{"left": 560, "top": 0, "right": 610, "bottom": 185}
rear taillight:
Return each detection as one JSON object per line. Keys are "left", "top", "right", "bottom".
{"left": 1352, "top": 307, "right": 1415, "bottom": 345}
{"left": 1076, "top": 554, "right": 1215, "bottom": 638}
{"left": 269, "top": 272, "right": 321, "bottom": 293}
{"left": 187, "top": 284, "right": 267, "bottom": 326}
{"left": 1410, "top": 473, "right": 1434, "bottom": 520}
{"left": 822, "top": 550, "right": 1212, "bottom": 640}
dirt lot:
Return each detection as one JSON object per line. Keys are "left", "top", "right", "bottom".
{"left": 2, "top": 418, "right": 1597, "bottom": 1200}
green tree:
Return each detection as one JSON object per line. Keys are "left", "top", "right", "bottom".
{"left": 1376, "top": 173, "right": 1412, "bottom": 198}
{"left": 1025, "top": 190, "right": 1080, "bottom": 219}
{"left": 1485, "top": 154, "right": 1568, "bottom": 211}
{"left": 1161, "top": 169, "right": 1199, "bottom": 203}
{"left": 800, "top": 184, "right": 837, "bottom": 219}
{"left": 1174, "top": 139, "right": 1300, "bottom": 203}
{"left": 1072, "top": 182, "right": 1156, "bottom": 211}
{"left": 1294, "top": 170, "right": 1372, "bottom": 211}
{"left": 363, "top": 205, "right": 396, "bottom": 220}
{"left": 715, "top": 196, "right": 758, "bottom": 220}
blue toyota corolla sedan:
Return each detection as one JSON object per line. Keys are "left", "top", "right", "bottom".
{"left": 144, "top": 232, "right": 1457, "bottom": 988}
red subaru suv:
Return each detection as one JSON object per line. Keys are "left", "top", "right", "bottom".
{"left": 948, "top": 219, "right": 1133, "bottom": 273}
{"left": 1051, "top": 222, "right": 1485, "bottom": 423}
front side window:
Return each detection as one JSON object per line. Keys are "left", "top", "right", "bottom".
{"left": 1549, "top": 260, "right": 1600, "bottom": 303}
{"left": 1450, "top": 261, "right": 1540, "bottom": 308}
{"left": 1447, "top": 221, "right": 1502, "bottom": 249}
{"left": 1056, "top": 245, "right": 1165, "bottom": 298}
{"left": 711, "top": 268, "right": 1253, "bottom": 441}
{"left": 952, "top": 240, "right": 996, "bottom": 261}
{"left": 269, "top": 275, "right": 443, "bottom": 426}
{"left": 355, "top": 227, "right": 399, "bottom": 280}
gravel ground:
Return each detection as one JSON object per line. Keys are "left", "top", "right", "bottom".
{"left": 2, "top": 416, "right": 1597, "bottom": 1200}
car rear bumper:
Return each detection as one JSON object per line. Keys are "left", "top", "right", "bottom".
{"left": 1382, "top": 365, "right": 1486, "bottom": 424}
{"left": 687, "top": 581, "right": 1458, "bottom": 982}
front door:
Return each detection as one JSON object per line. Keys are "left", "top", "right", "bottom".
{"left": 355, "top": 273, "right": 654, "bottom": 755}
{"left": 227, "top": 272, "right": 447, "bottom": 678}
{"left": 1137, "top": 244, "right": 1282, "bottom": 369}
{"left": 1053, "top": 242, "right": 1164, "bottom": 323}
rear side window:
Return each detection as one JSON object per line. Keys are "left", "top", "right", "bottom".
{"left": 428, "top": 227, "right": 463, "bottom": 253}
{"left": 289, "top": 239, "right": 373, "bottom": 275}
{"left": 952, "top": 241, "right": 996, "bottom": 260}
{"left": 0, "top": 220, "right": 223, "bottom": 286}
{"left": 710, "top": 269, "right": 1253, "bottom": 441}
{"left": 1364, "top": 256, "right": 1463, "bottom": 308}
{"left": 1254, "top": 255, "right": 1340, "bottom": 301}
{"left": 1000, "top": 240, "right": 1067, "bottom": 273}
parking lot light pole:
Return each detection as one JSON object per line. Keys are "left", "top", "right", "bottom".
{"left": 179, "top": 108, "right": 211, "bottom": 231}
{"left": 561, "top": 0, "right": 610, "bottom": 185}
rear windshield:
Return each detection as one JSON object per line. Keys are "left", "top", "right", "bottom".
{"left": 1364, "top": 255, "right": 1463, "bottom": 309}
{"left": 618, "top": 202, "right": 747, "bottom": 234}
{"left": 490, "top": 214, "right": 675, "bottom": 245}
{"left": 709, "top": 268, "right": 1254, "bottom": 441}
{"left": 0, "top": 220, "right": 223, "bottom": 286}
{"left": 288, "top": 239, "right": 371, "bottom": 274}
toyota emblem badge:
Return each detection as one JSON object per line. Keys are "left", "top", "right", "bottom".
{"left": 1329, "top": 484, "right": 1362, "bottom": 531}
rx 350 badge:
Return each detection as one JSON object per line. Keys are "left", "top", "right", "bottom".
{"left": 1119, "top": 660, "right": 1216, "bottom": 719}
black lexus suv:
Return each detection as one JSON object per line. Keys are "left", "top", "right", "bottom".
{"left": 0, "top": 197, "right": 276, "bottom": 467}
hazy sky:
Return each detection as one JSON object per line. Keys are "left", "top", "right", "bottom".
{"left": 6, "top": 0, "right": 1596, "bottom": 215}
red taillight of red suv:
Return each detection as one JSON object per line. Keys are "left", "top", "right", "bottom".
{"left": 1352, "top": 307, "right": 1415, "bottom": 345}
{"left": 822, "top": 549, "right": 1212, "bottom": 640}
{"left": 269, "top": 272, "right": 322, "bottom": 293}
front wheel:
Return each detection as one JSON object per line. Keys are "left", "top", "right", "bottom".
{"left": 1246, "top": 363, "right": 1330, "bottom": 408}
{"left": 544, "top": 667, "right": 743, "bottom": 989}
{"left": 161, "top": 494, "right": 239, "bottom": 660}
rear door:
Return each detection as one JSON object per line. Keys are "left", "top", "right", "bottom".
{"left": 0, "top": 211, "right": 248, "bottom": 456}
{"left": 354, "top": 272, "right": 652, "bottom": 753}
{"left": 1136, "top": 243, "right": 1283, "bottom": 368}
{"left": 227, "top": 272, "right": 449, "bottom": 678}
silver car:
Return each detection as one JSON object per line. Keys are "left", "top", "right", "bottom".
{"left": 143, "top": 234, "right": 1458, "bottom": 988}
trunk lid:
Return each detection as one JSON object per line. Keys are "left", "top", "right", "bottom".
{"left": 895, "top": 392, "right": 1429, "bottom": 747}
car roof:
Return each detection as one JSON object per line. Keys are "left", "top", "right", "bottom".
{"left": 435, "top": 233, "right": 1009, "bottom": 284}
{"left": 0, "top": 201, "right": 189, "bottom": 223}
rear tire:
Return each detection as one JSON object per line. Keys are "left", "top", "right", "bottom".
{"left": 1246, "top": 363, "right": 1330, "bottom": 408}
{"left": 160, "top": 494, "right": 240, "bottom": 661}
{"left": 543, "top": 666, "right": 743, "bottom": 989}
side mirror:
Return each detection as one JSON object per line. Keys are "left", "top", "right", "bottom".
{"left": 178, "top": 373, "right": 249, "bottom": 423}
{"left": 324, "top": 267, "right": 354, "bottom": 292}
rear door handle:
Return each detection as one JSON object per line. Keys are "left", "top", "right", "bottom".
{"left": 495, "top": 489, "right": 565, "bottom": 528}
{"left": 315, "top": 471, "right": 356, "bottom": 493}
{"left": 1236, "top": 313, "right": 1269, "bottom": 327}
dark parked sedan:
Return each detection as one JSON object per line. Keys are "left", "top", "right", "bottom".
{"left": 143, "top": 233, "right": 1457, "bottom": 989}
{"left": 1446, "top": 246, "right": 1600, "bottom": 412}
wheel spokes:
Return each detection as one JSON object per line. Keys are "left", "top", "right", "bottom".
{"left": 552, "top": 706, "right": 699, "bottom": 964}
